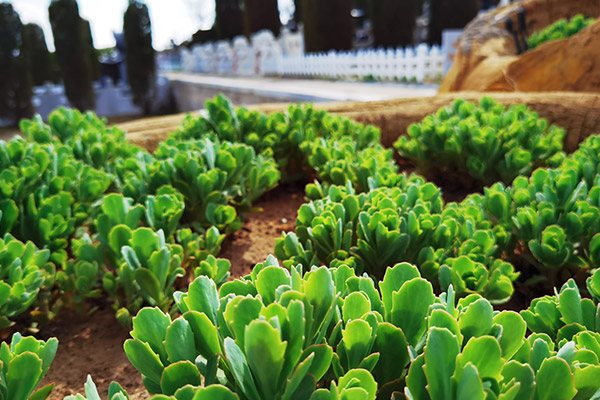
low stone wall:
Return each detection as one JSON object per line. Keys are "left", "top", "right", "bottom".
{"left": 120, "top": 92, "right": 600, "bottom": 153}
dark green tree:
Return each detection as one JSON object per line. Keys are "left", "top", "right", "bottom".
{"left": 123, "top": 0, "right": 156, "bottom": 114}
{"left": 242, "top": 0, "right": 281, "bottom": 37}
{"left": 367, "top": 0, "right": 422, "bottom": 47}
{"left": 293, "top": 0, "right": 302, "bottom": 23}
{"left": 302, "top": 0, "right": 354, "bottom": 52}
{"left": 215, "top": 0, "right": 244, "bottom": 40}
{"left": 190, "top": 28, "right": 217, "bottom": 46}
{"left": 428, "top": 0, "right": 479, "bottom": 45}
{"left": 22, "top": 23, "right": 55, "bottom": 86}
{"left": 82, "top": 19, "right": 100, "bottom": 81}
{"left": 0, "top": 3, "right": 33, "bottom": 123}
{"left": 49, "top": 0, "right": 95, "bottom": 111}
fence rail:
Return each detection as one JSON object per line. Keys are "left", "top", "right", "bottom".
{"left": 177, "top": 29, "right": 445, "bottom": 83}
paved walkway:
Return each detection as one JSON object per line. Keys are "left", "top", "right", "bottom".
{"left": 165, "top": 72, "right": 438, "bottom": 103}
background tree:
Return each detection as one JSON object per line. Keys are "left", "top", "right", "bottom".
{"left": 49, "top": 0, "right": 95, "bottom": 111}
{"left": 82, "top": 19, "right": 100, "bottom": 81}
{"left": 215, "top": 0, "right": 244, "bottom": 40}
{"left": 123, "top": 0, "right": 156, "bottom": 114}
{"left": 367, "top": 0, "right": 422, "bottom": 47}
{"left": 22, "top": 23, "right": 56, "bottom": 86}
{"left": 302, "top": 0, "right": 354, "bottom": 52}
{"left": 293, "top": 0, "right": 302, "bottom": 23}
{"left": 189, "top": 28, "right": 217, "bottom": 46}
{"left": 242, "top": 0, "right": 281, "bottom": 37}
{"left": 428, "top": 0, "right": 479, "bottom": 45}
{"left": 0, "top": 3, "right": 33, "bottom": 123}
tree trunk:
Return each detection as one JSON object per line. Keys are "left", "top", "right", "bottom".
{"left": 215, "top": 0, "right": 244, "bottom": 40}
{"left": 302, "top": 0, "right": 354, "bottom": 53}
{"left": 368, "top": 0, "right": 422, "bottom": 48}
{"left": 243, "top": 0, "right": 281, "bottom": 37}
{"left": 428, "top": 0, "right": 479, "bottom": 45}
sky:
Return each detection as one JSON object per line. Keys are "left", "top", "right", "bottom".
{"left": 12, "top": 0, "right": 295, "bottom": 51}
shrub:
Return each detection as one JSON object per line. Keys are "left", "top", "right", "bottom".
{"left": 275, "top": 184, "right": 518, "bottom": 302}
{"left": 394, "top": 97, "right": 566, "bottom": 187}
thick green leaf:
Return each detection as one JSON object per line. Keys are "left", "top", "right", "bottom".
{"left": 456, "top": 362, "right": 485, "bottom": 400}
{"left": 165, "top": 317, "right": 196, "bottom": 363}
{"left": 535, "top": 357, "right": 577, "bottom": 400}
{"left": 244, "top": 320, "right": 287, "bottom": 399}
{"left": 123, "top": 339, "right": 165, "bottom": 385}
{"left": 160, "top": 361, "right": 202, "bottom": 396}
{"left": 223, "top": 337, "right": 261, "bottom": 400}
{"left": 423, "top": 327, "right": 460, "bottom": 400}
{"left": 6, "top": 352, "right": 43, "bottom": 400}
{"left": 390, "top": 278, "right": 435, "bottom": 347}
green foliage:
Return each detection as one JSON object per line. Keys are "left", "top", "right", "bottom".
{"left": 461, "top": 136, "right": 600, "bottom": 289}
{"left": 124, "top": 257, "right": 376, "bottom": 397}
{"left": 21, "top": 107, "right": 141, "bottom": 171}
{"left": 153, "top": 138, "right": 279, "bottom": 227}
{"left": 48, "top": 0, "right": 95, "bottom": 111}
{"left": 275, "top": 183, "right": 518, "bottom": 302}
{"left": 0, "top": 235, "right": 53, "bottom": 328}
{"left": 65, "top": 375, "right": 129, "bottom": 400}
{"left": 528, "top": 14, "right": 596, "bottom": 50}
{"left": 124, "top": 256, "right": 600, "bottom": 399}
{"left": 522, "top": 279, "right": 600, "bottom": 342}
{"left": 103, "top": 227, "right": 185, "bottom": 317}
{"left": 123, "top": 0, "right": 156, "bottom": 113}
{"left": 0, "top": 333, "right": 58, "bottom": 400}
{"left": 0, "top": 137, "right": 112, "bottom": 264}
{"left": 56, "top": 234, "right": 103, "bottom": 311}
{"left": 172, "top": 94, "right": 382, "bottom": 185}
{"left": 394, "top": 97, "right": 566, "bottom": 187}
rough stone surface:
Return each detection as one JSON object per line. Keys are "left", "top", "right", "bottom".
{"left": 119, "top": 92, "right": 600, "bottom": 154}
{"left": 439, "top": 0, "right": 600, "bottom": 93}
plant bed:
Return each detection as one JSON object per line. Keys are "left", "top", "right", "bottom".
{"left": 4, "top": 94, "right": 600, "bottom": 399}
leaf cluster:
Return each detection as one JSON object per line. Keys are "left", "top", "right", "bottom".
{"left": 528, "top": 14, "right": 596, "bottom": 50}
{"left": 394, "top": 97, "right": 566, "bottom": 187}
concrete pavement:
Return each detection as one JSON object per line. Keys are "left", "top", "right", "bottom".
{"left": 165, "top": 72, "right": 438, "bottom": 112}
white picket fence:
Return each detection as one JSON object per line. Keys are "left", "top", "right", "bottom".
{"left": 279, "top": 46, "right": 444, "bottom": 82}
{"left": 179, "top": 28, "right": 445, "bottom": 83}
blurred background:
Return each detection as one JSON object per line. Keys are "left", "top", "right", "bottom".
{"left": 0, "top": 0, "right": 515, "bottom": 127}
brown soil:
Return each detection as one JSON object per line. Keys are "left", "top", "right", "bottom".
{"left": 39, "top": 183, "right": 306, "bottom": 399}
{"left": 222, "top": 182, "right": 307, "bottom": 278}
{"left": 41, "top": 307, "right": 147, "bottom": 399}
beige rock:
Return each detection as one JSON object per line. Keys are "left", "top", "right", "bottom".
{"left": 439, "top": 0, "right": 600, "bottom": 93}
{"left": 120, "top": 92, "right": 600, "bottom": 153}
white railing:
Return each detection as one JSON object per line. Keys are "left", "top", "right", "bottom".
{"left": 179, "top": 28, "right": 444, "bottom": 83}
{"left": 279, "top": 46, "right": 443, "bottom": 82}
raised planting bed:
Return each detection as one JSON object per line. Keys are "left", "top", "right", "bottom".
{"left": 4, "top": 93, "right": 600, "bottom": 399}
